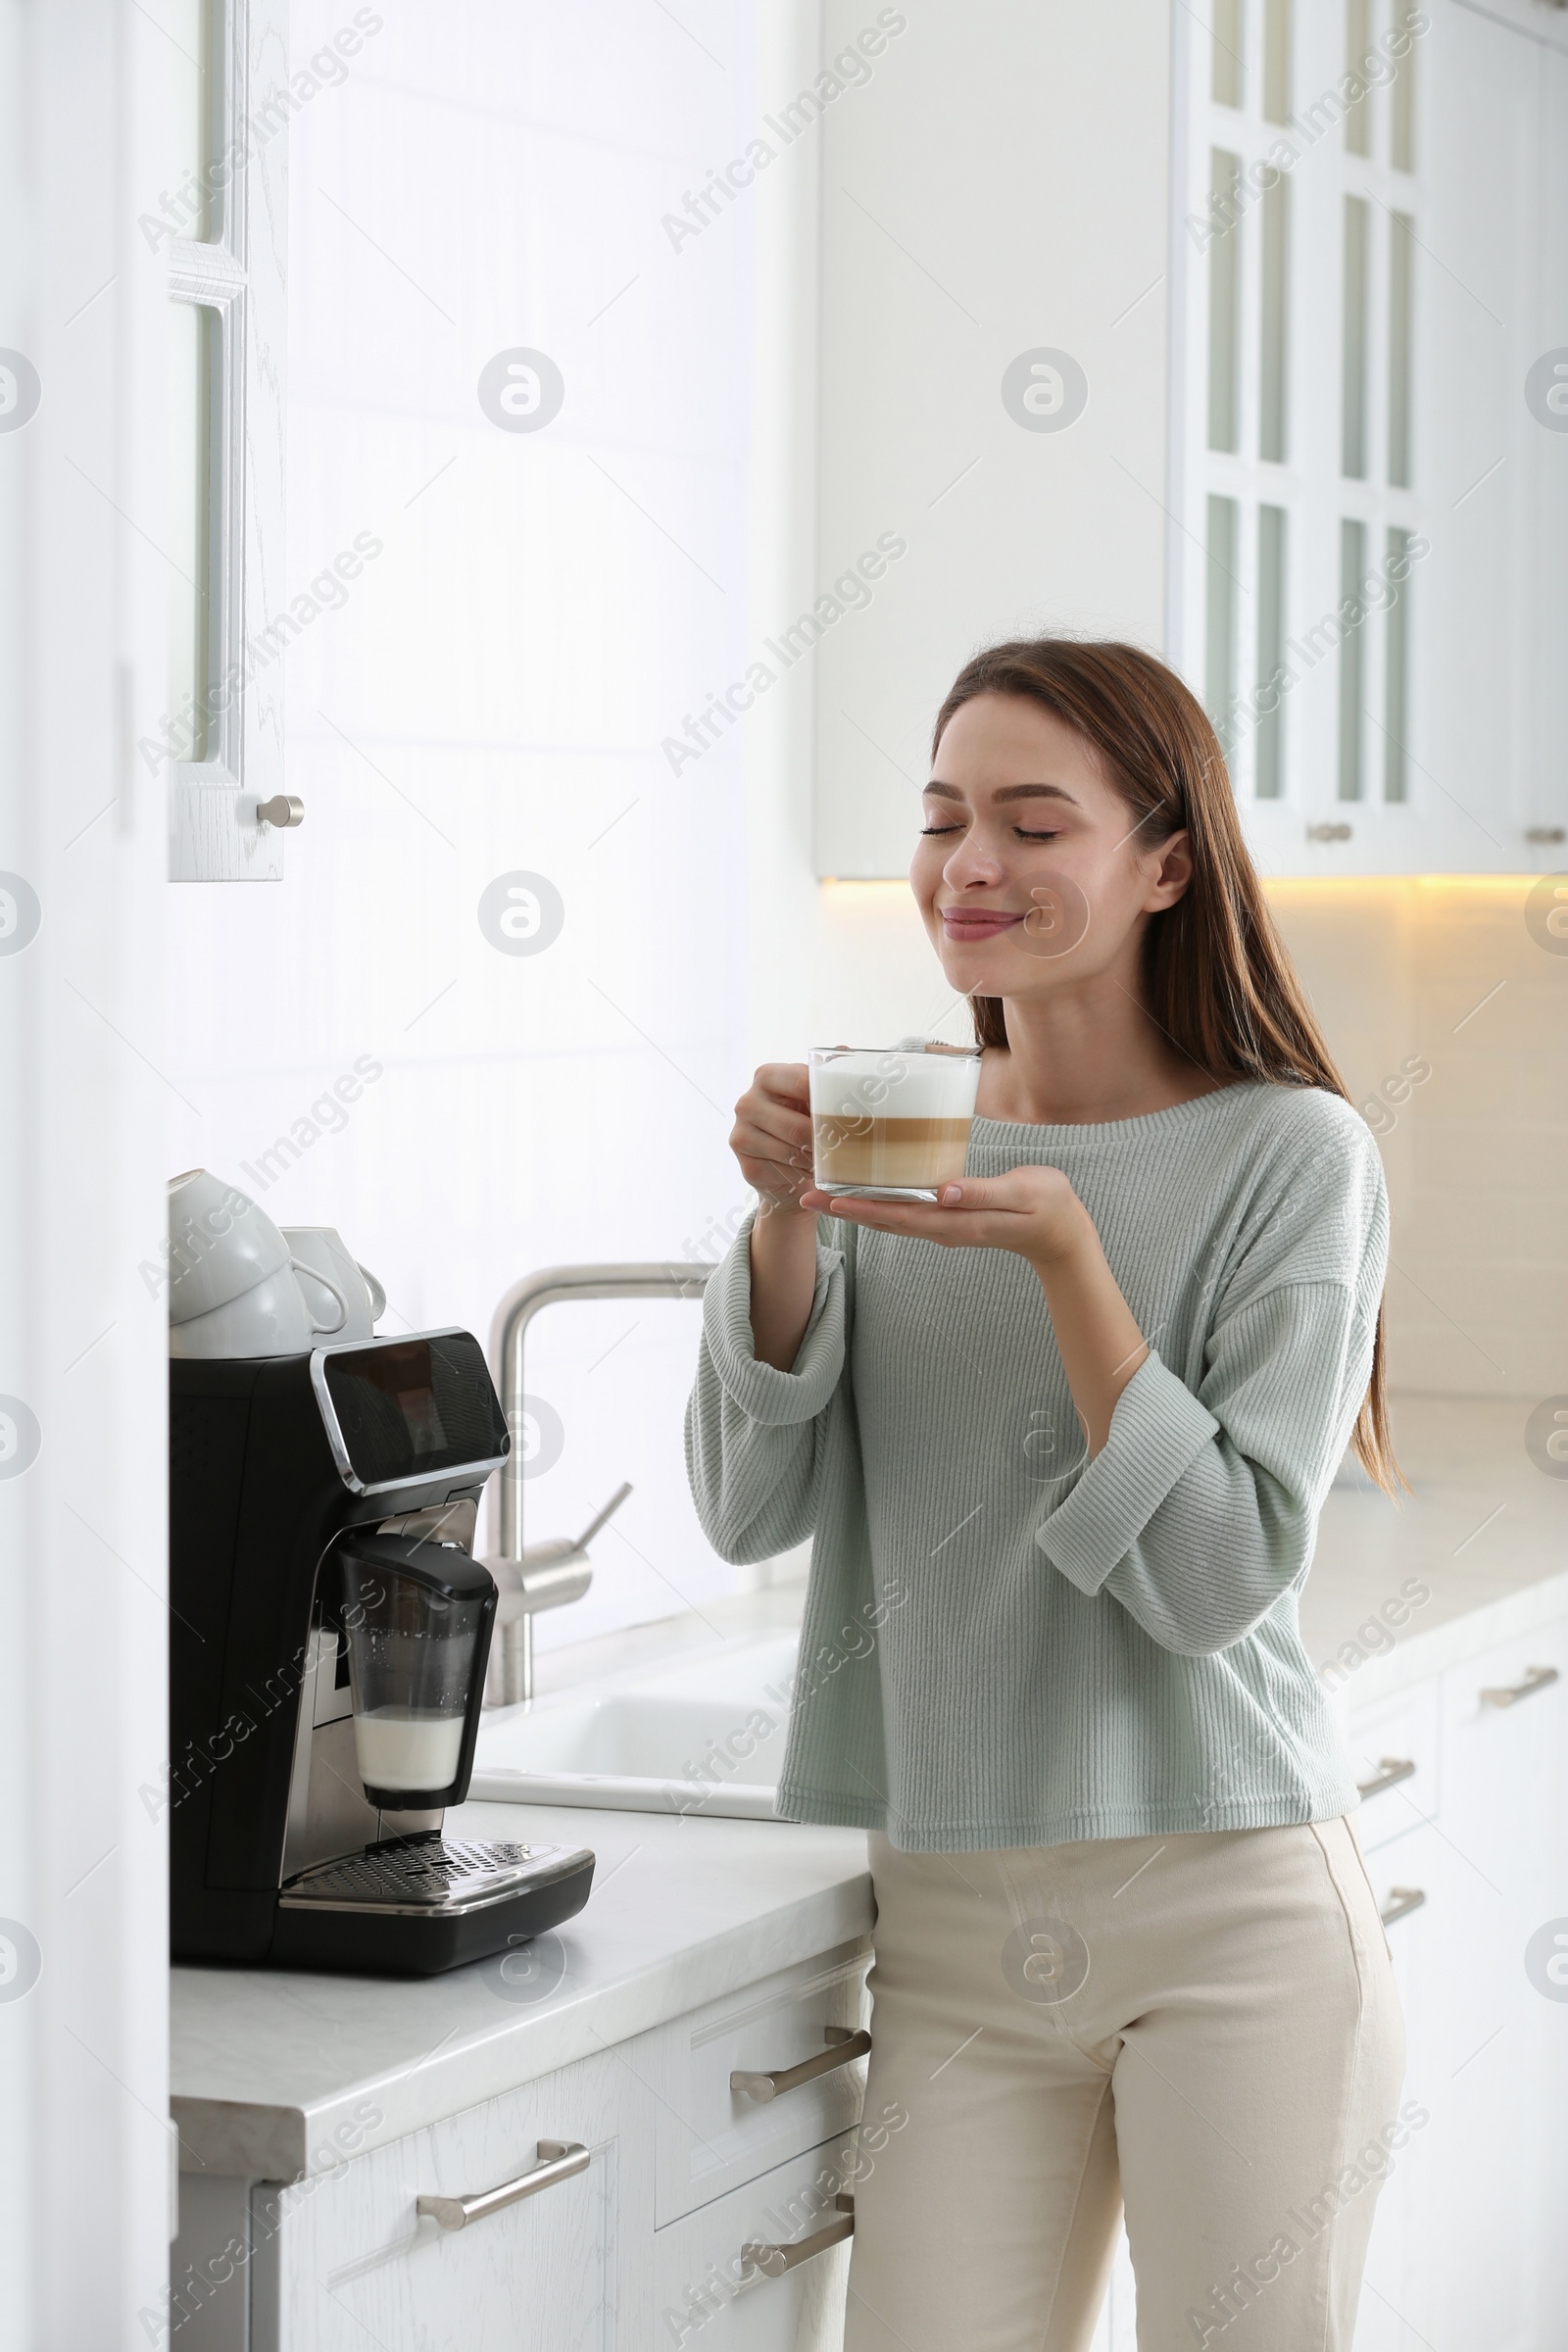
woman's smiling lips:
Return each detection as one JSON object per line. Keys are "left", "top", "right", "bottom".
{"left": 941, "top": 906, "right": 1026, "bottom": 941}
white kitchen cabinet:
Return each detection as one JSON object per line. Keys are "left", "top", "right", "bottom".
{"left": 1179, "top": 0, "right": 1568, "bottom": 877}
{"left": 810, "top": 0, "right": 1171, "bottom": 880}
{"left": 1426, "top": 1616, "right": 1568, "bottom": 2350}
{"left": 640, "top": 1938, "right": 871, "bottom": 2227}
{"left": 1348, "top": 1821, "right": 1454, "bottom": 2352}
{"left": 813, "top": 0, "right": 1568, "bottom": 880}
{"left": 1352, "top": 1608, "right": 1568, "bottom": 2350}
{"left": 1342, "top": 1678, "right": 1442, "bottom": 1853}
{"left": 170, "top": 1938, "right": 874, "bottom": 2352}
{"left": 259, "top": 2045, "right": 653, "bottom": 2352}
{"left": 652, "top": 2139, "right": 857, "bottom": 2352}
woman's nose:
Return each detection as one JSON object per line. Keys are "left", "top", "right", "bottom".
{"left": 943, "top": 830, "right": 1006, "bottom": 891}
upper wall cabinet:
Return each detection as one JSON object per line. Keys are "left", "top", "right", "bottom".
{"left": 1177, "top": 0, "right": 1568, "bottom": 877}
{"left": 810, "top": 0, "right": 1173, "bottom": 880}
{"left": 811, "top": 0, "right": 1568, "bottom": 879}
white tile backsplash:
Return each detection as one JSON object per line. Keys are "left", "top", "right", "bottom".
{"left": 1268, "top": 878, "right": 1568, "bottom": 1402}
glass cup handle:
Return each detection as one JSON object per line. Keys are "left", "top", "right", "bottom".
{"left": 290, "top": 1256, "right": 349, "bottom": 1336}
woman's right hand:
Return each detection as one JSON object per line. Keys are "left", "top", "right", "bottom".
{"left": 730, "top": 1062, "right": 815, "bottom": 1214}
{"left": 733, "top": 1064, "right": 821, "bottom": 1368}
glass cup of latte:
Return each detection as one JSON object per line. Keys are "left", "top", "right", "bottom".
{"left": 808, "top": 1043, "right": 983, "bottom": 1201}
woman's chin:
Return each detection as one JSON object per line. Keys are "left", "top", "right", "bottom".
{"left": 938, "top": 944, "right": 1014, "bottom": 995}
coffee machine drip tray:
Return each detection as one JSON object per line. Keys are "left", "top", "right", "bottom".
{"left": 280, "top": 1833, "right": 584, "bottom": 1917}
{"left": 270, "top": 1833, "right": 596, "bottom": 1976}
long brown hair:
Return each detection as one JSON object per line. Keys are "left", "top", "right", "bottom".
{"left": 933, "top": 636, "right": 1403, "bottom": 1495}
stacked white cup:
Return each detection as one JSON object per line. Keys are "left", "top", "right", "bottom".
{"left": 166, "top": 1171, "right": 382, "bottom": 1358}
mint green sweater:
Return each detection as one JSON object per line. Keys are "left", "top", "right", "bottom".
{"left": 685, "top": 1081, "right": 1387, "bottom": 1852}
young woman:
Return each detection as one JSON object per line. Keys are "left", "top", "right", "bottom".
{"left": 686, "top": 639, "right": 1406, "bottom": 2352}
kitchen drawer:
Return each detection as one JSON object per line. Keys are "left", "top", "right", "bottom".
{"left": 1353, "top": 1824, "right": 1448, "bottom": 2352}
{"left": 641, "top": 1935, "right": 871, "bottom": 2226}
{"left": 1346, "top": 1680, "right": 1440, "bottom": 1853}
{"left": 1438, "top": 1611, "right": 1568, "bottom": 1965}
{"left": 653, "top": 2135, "right": 857, "bottom": 2351}
{"left": 262, "top": 2046, "right": 654, "bottom": 2352}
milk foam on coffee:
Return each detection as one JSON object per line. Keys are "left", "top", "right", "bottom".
{"left": 353, "top": 1706, "right": 466, "bottom": 1792}
{"left": 808, "top": 1049, "right": 976, "bottom": 1121}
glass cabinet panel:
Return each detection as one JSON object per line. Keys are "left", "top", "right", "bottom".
{"left": 1385, "top": 525, "right": 1413, "bottom": 805}
{"left": 1256, "top": 505, "right": 1289, "bottom": 800}
{"left": 169, "top": 300, "right": 215, "bottom": 763}
{"left": 1260, "top": 174, "right": 1290, "bottom": 465}
{"left": 1205, "top": 494, "right": 1241, "bottom": 754}
{"left": 1212, "top": 0, "right": 1244, "bottom": 107}
{"left": 1342, "top": 195, "right": 1370, "bottom": 480}
{"left": 1338, "top": 517, "right": 1367, "bottom": 801}
{"left": 167, "top": 0, "right": 216, "bottom": 242}
{"left": 1263, "top": 0, "right": 1292, "bottom": 125}
{"left": 1208, "top": 150, "right": 1244, "bottom": 455}
{"left": 1388, "top": 211, "right": 1414, "bottom": 490}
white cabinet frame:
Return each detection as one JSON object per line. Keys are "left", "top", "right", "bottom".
{"left": 164, "top": 0, "right": 289, "bottom": 881}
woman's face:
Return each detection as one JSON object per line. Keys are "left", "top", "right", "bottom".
{"left": 908, "top": 691, "right": 1193, "bottom": 1004}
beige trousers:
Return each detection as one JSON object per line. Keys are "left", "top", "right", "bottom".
{"left": 843, "top": 1819, "right": 1406, "bottom": 2352}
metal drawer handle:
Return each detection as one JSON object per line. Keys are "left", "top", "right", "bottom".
{"left": 1480, "top": 1664, "right": 1559, "bottom": 1709}
{"left": 1357, "top": 1756, "right": 1417, "bottom": 1802}
{"left": 1380, "top": 1886, "right": 1426, "bottom": 1929}
{"left": 417, "top": 2138, "right": 588, "bottom": 2231}
{"left": 731, "top": 2026, "right": 871, "bottom": 2105}
{"left": 743, "top": 2193, "right": 854, "bottom": 2278}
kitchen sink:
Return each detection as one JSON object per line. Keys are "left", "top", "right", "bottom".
{"left": 468, "top": 1630, "right": 800, "bottom": 1819}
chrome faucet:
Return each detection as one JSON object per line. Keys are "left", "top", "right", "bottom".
{"left": 482, "top": 1261, "right": 713, "bottom": 1706}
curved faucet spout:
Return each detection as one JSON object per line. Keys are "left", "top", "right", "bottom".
{"left": 485, "top": 1262, "right": 712, "bottom": 1705}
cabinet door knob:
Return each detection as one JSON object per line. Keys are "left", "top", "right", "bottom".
{"left": 1479, "top": 1663, "right": 1559, "bottom": 1708}
{"left": 742, "top": 2194, "right": 855, "bottom": 2278}
{"left": 1380, "top": 1886, "right": 1426, "bottom": 1929}
{"left": 256, "top": 794, "right": 305, "bottom": 829}
{"left": 1357, "top": 1756, "right": 1417, "bottom": 1802}
{"left": 416, "top": 2138, "right": 589, "bottom": 2230}
{"left": 1305, "top": 821, "right": 1353, "bottom": 842}
{"left": 731, "top": 2027, "right": 871, "bottom": 2104}
{"left": 1525, "top": 826, "right": 1566, "bottom": 845}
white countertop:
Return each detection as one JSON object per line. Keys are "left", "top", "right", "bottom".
{"left": 172, "top": 1807, "right": 872, "bottom": 2180}
{"left": 1298, "top": 1396, "right": 1568, "bottom": 1702}
{"left": 171, "top": 1395, "right": 1567, "bottom": 2181}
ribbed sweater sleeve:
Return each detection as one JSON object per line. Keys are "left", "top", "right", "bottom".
{"left": 1035, "top": 1130, "right": 1387, "bottom": 1655}
{"left": 1036, "top": 1287, "right": 1371, "bottom": 1652}
{"left": 683, "top": 1210, "right": 847, "bottom": 1565}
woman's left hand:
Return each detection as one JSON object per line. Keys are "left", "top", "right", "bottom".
{"left": 799, "top": 1166, "right": 1091, "bottom": 1271}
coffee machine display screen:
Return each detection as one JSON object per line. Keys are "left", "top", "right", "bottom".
{"left": 317, "top": 1332, "right": 510, "bottom": 1493}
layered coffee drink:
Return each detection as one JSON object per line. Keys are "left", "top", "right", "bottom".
{"left": 809, "top": 1044, "right": 982, "bottom": 1200}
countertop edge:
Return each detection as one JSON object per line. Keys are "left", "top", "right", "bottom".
{"left": 172, "top": 2096, "right": 310, "bottom": 2184}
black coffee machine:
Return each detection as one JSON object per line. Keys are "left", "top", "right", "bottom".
{"left": 169, "top": 1327, "right": 594, "bottom": 1975}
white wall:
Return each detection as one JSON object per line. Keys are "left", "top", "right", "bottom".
{"left": 163, "top": 2, "right": 834, "bottom": 1649}
{"left": 0, "top": 5, "right": 172, "bottom": 2341}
